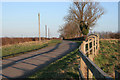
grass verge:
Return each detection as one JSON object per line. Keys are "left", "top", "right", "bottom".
{"left": 2, "top": 39, "right": 62, "bottom": 59}
{"left": 29, "top": 41, "right": 82, "bottom": 79}
{"left": 94, "top": 40, "right": 120, "bottom": 77}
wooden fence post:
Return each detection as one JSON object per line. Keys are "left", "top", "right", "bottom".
{"left": 82, "top": 41, "right": 85, "bottom": 53}
{"left": 87, "top": 39, "right": 89, "bottom": 79}
{"left": 97, "top": 34, "right": 100, "bottom": 54}
{"left": 92, "top": 38, "right": 95, "bottom": 55}
{"left": 80, "top": 41, "right": 88, "bottom": 79}
{"left": 94, "top": 36, "right": 97, "bottom": 55}
{"left": 88, "top": 39, "right": 90, "bottom": 55}
{"left": 88, "top": 38, "right": 95, "bottom": 78}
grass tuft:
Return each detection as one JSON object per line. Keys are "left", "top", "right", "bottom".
{"left": 94, "top": 40, "right": 120, "bottom": 77}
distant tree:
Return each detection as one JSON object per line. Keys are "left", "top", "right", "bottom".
{"left": 58, "top": 22, "right": 79, "bottom": 39}
{"left": 64, "top": 1, "right": 104, "bottom": 36}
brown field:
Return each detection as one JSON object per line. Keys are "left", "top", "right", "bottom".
{"left": 1, "top": 37, "right": 61, "bottom": 46}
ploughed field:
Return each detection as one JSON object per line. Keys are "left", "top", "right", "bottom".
{"left": 1, "top": 37, "right": 61, "bottom": 46}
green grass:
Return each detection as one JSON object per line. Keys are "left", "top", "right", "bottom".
{"left": 29, "top": 41, "right": 82, "bottom": 79}
{"left": 94, "top": 40, "right": 120, "bottom": 77}
{"left": 2, "top": 40, "right": 62, "bottom": 58}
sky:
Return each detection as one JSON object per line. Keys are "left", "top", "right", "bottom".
{"left": 1, "top": 2, "right": 119, "bottom": 38}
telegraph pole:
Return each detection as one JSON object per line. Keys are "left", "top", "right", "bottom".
{"left": 38, "top": 13, "right": 41, "bottom": 41}
{"left": 48, "top": 28, "right": 50, "bottom": 38}
{"left": 45, "top": 25, "right": 47, "bottom": 38}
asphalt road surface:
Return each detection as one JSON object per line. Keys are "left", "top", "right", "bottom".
{"left": 2, "top": 40, "right": 78, "bottom": 79}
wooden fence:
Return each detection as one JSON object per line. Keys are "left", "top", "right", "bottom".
{"left": 78, "top": 34, "right": 119, "bottom": 80}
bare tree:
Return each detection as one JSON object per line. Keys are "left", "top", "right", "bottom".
{"left": 65, "top": 1, "right": 104, "bottom": 36}
{"left": 58, "top": 22, "right": 79, "bottom": 39}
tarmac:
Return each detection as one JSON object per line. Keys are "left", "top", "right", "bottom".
{"left": 2, "top": 40, "right": 78, "bottom": 79}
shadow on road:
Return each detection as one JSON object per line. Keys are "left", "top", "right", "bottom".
{"left": 2, "top": 43, "right": 61, "bottom": 69}
{"left": 2, "top": 41, "right": 79, "bottom": 79}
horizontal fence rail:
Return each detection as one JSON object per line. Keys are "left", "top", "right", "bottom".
{"left": 78, "top": 34, "right": 115, "bottom": 80}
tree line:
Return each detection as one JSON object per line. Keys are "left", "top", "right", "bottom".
{"left": 93, "top": 31, "right": 120, "bottom": 39}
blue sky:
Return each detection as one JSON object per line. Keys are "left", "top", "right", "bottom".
{"left": 93, "top": 2, "right": 118, "bottom": 33}
{"left": 2, "top": 2, "right": 118, "bottom": 37}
